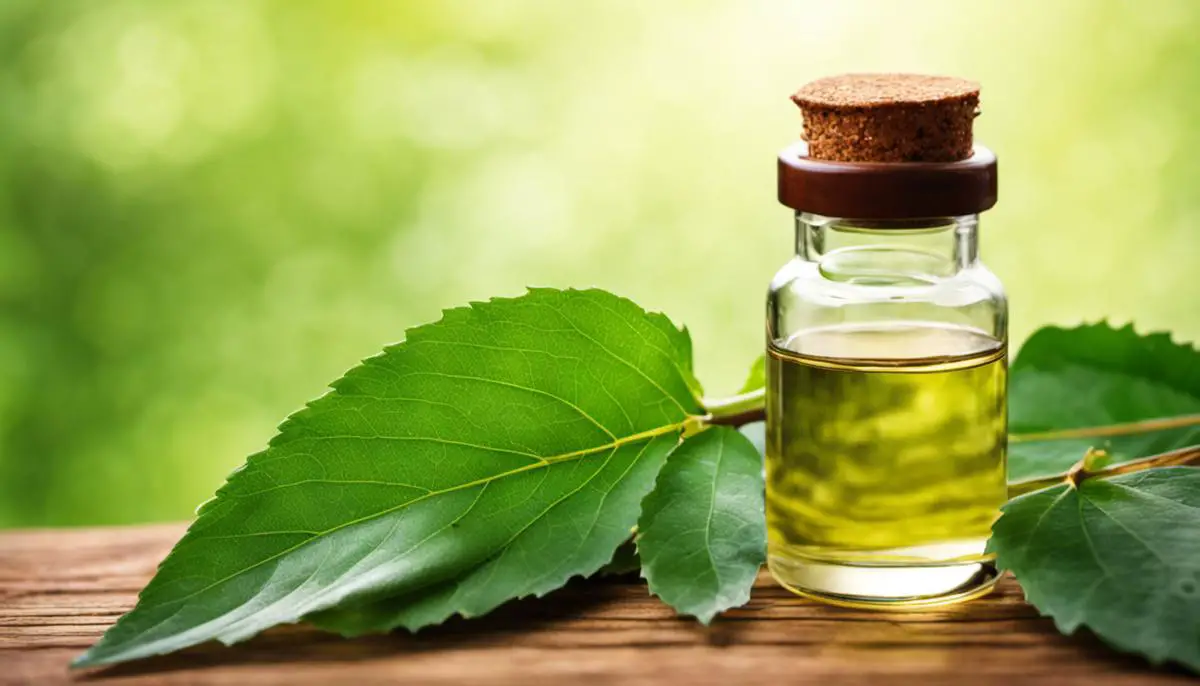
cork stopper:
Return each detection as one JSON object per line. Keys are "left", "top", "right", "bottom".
{"left": 791, "top": 74, "right": 980, "bottom": 163}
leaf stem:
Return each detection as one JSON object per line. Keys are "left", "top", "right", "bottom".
{"left": 1009, "top": 413, "right": 1200, "bottom": 444}
{"left": 1007, "top": 444, "right": 1200, "bottom": 498}
{"left": 702, "top": 388, "right": 765, "bottom": 427}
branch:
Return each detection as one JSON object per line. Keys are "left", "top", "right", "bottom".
{"left": 1007, "top": 444, "right": 1200, "bottom": 498}
{"left": 1009, "top": 413, "right": 1200, "bottom": 444}
{"left": 702, "top": 389, "right": 765, "bottom": 426}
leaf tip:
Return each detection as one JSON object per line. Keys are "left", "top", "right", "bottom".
{"left": 71, "top": 645, "right": 115, "bottom": 670}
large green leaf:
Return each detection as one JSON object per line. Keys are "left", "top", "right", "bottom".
{"left": 636, "top": 426, "right": 765, "bottom": 623}
{"left": 76, "top": 288, "right": 703, "bottom": 667}
{"left": 989, "top": 467, "right": 1200, "bottom": 672}
{"left": 1009, "top": 324, "right": 1200, "bottom": 481}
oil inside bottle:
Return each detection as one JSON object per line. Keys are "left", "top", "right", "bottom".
{"left": 765, "top": 321, "right": 1007, "bottom": 608}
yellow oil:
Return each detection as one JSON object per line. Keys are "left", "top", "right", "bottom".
{"left": 765, "top": 322, "right": 1007, "bottom": 608}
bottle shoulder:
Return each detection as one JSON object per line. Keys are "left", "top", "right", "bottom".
{"left": 767, "top": 257, "right": 1008, "bottom": 343}
{"left": 769, "top": 257, "right": 1005, "bottom": 305}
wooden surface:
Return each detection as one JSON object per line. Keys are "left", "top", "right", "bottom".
{"left": 0, "top": 525, "right": 1189, "bottom": 685}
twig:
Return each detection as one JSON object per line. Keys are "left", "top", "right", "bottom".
{"left": 1009, "top": 413, "right": 1200, "bottom": 444}
{"left": 703, "top": 389, "right": 766, "bottom": 426}
{"left": 1008, "top": 444, "right": 1200, "bottom": 498}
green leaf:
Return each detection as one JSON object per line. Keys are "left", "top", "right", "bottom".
{"left": 739, "top": 354, "right": 766, "bottom": 394}
{"left": 76, "top": 288, "right": 703, "bottom": 667}
{"left": 988, "top": 467, "right": 1200, "bottom": 673}
{"left": 1009, "top": 323, "right": 1200, "bottom": 481}
{"left": 635, "top": 426, "right": 765, "bottom": 623}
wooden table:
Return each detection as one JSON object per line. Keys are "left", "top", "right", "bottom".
{"left": 0, "top": 524, "right": 1189, "bottom": 685}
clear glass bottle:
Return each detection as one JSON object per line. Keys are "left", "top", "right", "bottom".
{"left": 766, "top": 142, "right": 1007, "bottom": 608}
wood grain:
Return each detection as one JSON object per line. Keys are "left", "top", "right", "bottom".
{"left": 0, "top": 524, "right": 1189, "bottom": 685}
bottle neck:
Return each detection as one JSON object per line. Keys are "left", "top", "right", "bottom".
{"left": 795, "top": 213, "right": 980, "bottom": 282}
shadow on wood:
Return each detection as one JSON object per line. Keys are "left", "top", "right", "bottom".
{"left": 81, "top": 575, "right": 628, "bottom": 680}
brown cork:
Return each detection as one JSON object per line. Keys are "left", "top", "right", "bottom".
{"left": 791, "top": 74, "right": 980, "bottom": 163}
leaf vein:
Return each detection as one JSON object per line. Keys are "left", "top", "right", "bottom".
{"left": 389, "top": 370, "right": 617, "bottom": 441}
{"left": 539, "top": 302, "right": 690, "bottom": 418}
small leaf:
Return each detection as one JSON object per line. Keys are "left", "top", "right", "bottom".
{"left": 989, "top": 467, "right": 1200, "bottom": 673}
{"left": 739, "top": 354, "right": 766, "bottom": 394}
{"left": 1009, "top": 323, "right": 1200, "bottom": 481}
{"left": 76, "top": 288, "right": 703, "bottom": 666}
{"left": 635, "top": 426, "right": 766, "bottom": 623}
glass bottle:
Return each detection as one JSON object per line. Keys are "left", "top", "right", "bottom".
{"left": 765, "top": 141, "right": 1007, "bottom": 608}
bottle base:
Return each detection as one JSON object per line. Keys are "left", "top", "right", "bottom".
{"left": 768, "top": 546, "right": 1000, "bottom": 611}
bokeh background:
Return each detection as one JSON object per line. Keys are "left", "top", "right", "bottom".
{"left": 2, "top": 0, "right": 1198, "bottom": 527}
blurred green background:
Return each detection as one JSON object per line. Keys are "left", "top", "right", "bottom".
{"left": 2, "top": 0, "right": 1198, "bottom": 528}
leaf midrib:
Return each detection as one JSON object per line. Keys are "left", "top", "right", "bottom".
{"left": 701, "top": 436, "right": 724, "bottom": 595}
{"left": 142, "top": 420, "right": 692, "bottom": 614}
{"left": 1009, "top": 414, "right": 1200, "bottom": 444}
